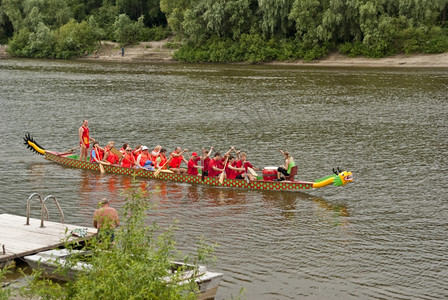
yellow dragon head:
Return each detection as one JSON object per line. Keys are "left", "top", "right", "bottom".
{"left": 336, "top": 170, "right": 354, "bottom": 186}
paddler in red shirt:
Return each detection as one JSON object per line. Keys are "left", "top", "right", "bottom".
{"left": 236, "top": 152, "right": 261, "bottom": 182}
{"left": 201, "top": 147, "right": 214, "bottom": 177}
{"left": 169, "top": 147, "right": 189, "bottom": 174}
{"left": 208, "top": 147, "right": 234, "bottom": 178}
{"left": 225, "top": 155, "right": 239, "bottom": 179}
{"left": 79, "top": 119, "right": 95, "bottom": 161}
{"left": 187, "top": 152, "right": 202, "bottom": 176}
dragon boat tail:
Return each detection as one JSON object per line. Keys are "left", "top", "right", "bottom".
{"left": 24, "top": 134, "right": 353, "bottom": 192}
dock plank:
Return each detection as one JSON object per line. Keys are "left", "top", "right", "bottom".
{"left": 0, "top": 214, "right": 96, "bottom": 262}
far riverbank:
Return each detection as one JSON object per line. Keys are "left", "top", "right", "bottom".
{"left": 1, "top": 40, "right": 448, "bottom": 67}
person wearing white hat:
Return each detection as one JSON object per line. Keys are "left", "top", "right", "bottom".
{"left": 136, "top": 146, "right": 155, "bottom": 170}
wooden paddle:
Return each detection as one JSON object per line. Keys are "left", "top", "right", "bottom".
{"left": 218, "top": 156, "right": 229, "bottom": 184}
{"left": 98, "top": 160, "right": 111, "bottom": 174}
{"left": 110, "top": 147, "right": 123, "bottom": 158}
{"left": 57, "top": 145, "right": 81, "bottom": 156}
{"left": 247, "top": 167, "right": 258, "bottom": 177}
{"left": 154, "top": 157, "right": 171, "bottom": 177}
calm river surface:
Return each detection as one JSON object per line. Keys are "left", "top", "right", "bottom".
{"left": 0, "top": 58, "right": 447, "bottom": 299}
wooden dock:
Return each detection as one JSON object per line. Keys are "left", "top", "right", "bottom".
{"left": 0, "top": 214, "right": 96, "bottom": 263}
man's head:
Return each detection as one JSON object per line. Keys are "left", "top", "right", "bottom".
{"left": 98, "top": 198, "right": 110, "bottom": 207}
{"left": 82, "top": 119, "right": 88, "bottom": 126}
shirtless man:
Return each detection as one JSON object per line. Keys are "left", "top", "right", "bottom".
{"left": 78, "top": 119, "right": 95, "bottom": 161}
{"left": 93, "top": 198, "right": 120, "bottom": 241}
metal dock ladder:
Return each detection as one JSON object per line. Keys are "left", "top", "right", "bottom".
{"left": 26, "top": 193, "right": 65, "bottom": 228}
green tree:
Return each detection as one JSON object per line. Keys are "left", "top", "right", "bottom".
{"left": 258, "top": 0, "right": 294, "bottom": 38}
{"left": 54, "top": 19, "right": 96, "bottom": 58}
{"left": 113, "top": 13, "right": 144, "bottom": 45}
{"left": 27, "top": 21, "right": 55, "bottom": 57}
{"left": 92, "top": 4, "right": 119, "bottom": 40}
{"left": 289, "top": 0, "right": 324, "bottom": 43}
{"left": 1, "top": 0, "right": 25, "bottom": 31}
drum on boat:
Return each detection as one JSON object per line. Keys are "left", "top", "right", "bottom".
{"left": 262, "top": 166, "right": 278, "bottom": 181}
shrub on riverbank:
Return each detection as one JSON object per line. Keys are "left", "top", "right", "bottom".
{"left": 19, "top": 181, "right": 216, "bottom": 299}
{"left": 174, "top": 34, "right": 331, "bottom": 63}
{"left": 7, "top": 20, "right": 96, "bottom": 59}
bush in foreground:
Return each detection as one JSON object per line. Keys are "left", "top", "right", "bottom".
{"left": 19, "top": 180, "right": 216, "bottom": 300}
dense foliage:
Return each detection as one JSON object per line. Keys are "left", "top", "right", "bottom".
{"left": 16, "top": 181, "right": 217, "bottom": 299}
{"left": 0, "top": 0, "right": 447, "bottom": 61}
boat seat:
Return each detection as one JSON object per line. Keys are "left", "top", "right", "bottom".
{"left": 284, "top": 166, "right": 298, "bottom": 181}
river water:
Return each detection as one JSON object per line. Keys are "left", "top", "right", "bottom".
{"left": 0, "top": 58, "right": 447, "bottom": 299}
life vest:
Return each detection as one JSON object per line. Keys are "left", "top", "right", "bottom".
{"left": 150, "top": 152, "right": 159, "bottom": 165}
{"left": 121, "top": 152, "right": 135, "bottom": 168}
{"left": 105, "top": 147, "right": 119, "bottom": 164}
{"left": 169, "top": 152, "right": 182, "bottom": 168}
{"left": 156, "top": 155, "right": 167, "bottom": 169}
{"left": 90, "top": 147, "right": 103, "bottom": 163}
{"left": 139, "top": 151, "right": 152, "bottom": 167}
{"left": 81, "top": 125, "right": 90, "bottom": 147}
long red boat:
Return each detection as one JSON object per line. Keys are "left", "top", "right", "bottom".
{"left": 24, "top": 134, "right": 353, "bottom": 192}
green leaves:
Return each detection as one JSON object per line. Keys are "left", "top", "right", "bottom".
{"left": 20, "top": 180, "right": 216, "bottom": 299}
{"left": 2, "top": 0, "right": 448, "bottom": 60}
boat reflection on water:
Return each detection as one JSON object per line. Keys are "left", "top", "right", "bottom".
{"left": 311, "top": 197, "right": 350, "bottom": 228}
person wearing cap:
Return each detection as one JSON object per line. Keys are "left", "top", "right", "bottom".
{"left": 169, "top": 146, "right": 189, "bottom": 174}
{"left": 136, "top": 146, "right": 154, "bottom": 170}
{"left": 187, "top": 152, "right": 202, "bottom": 176}
{"left": 93, "top": 198, "right": 120, "bottom": 241}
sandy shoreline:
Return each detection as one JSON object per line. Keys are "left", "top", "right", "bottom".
{"left": 1, "top": 40, "right": 448, "bottom": 67}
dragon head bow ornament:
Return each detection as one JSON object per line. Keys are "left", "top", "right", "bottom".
{"left": 312, "top": 167, "right": 354, "bottom": 188}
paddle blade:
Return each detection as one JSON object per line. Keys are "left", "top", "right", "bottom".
{"left": 218, "top": 172, "right": 225, "bottom": 184}
{"left": 111, "top": 147, "right": 123, "bottom": 158}
{"left": 247, "top": 167, "right": 258, "bottom": 177}
{"left": 154, "top": 167, "right": 162, "bottom": 177}
{"left": 99, "top": 163, "right": 105, "bottom": 174}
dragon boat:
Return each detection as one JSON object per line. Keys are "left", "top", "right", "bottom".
{"left": 24, "top": 134, "right": 353, "bottom": 192}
